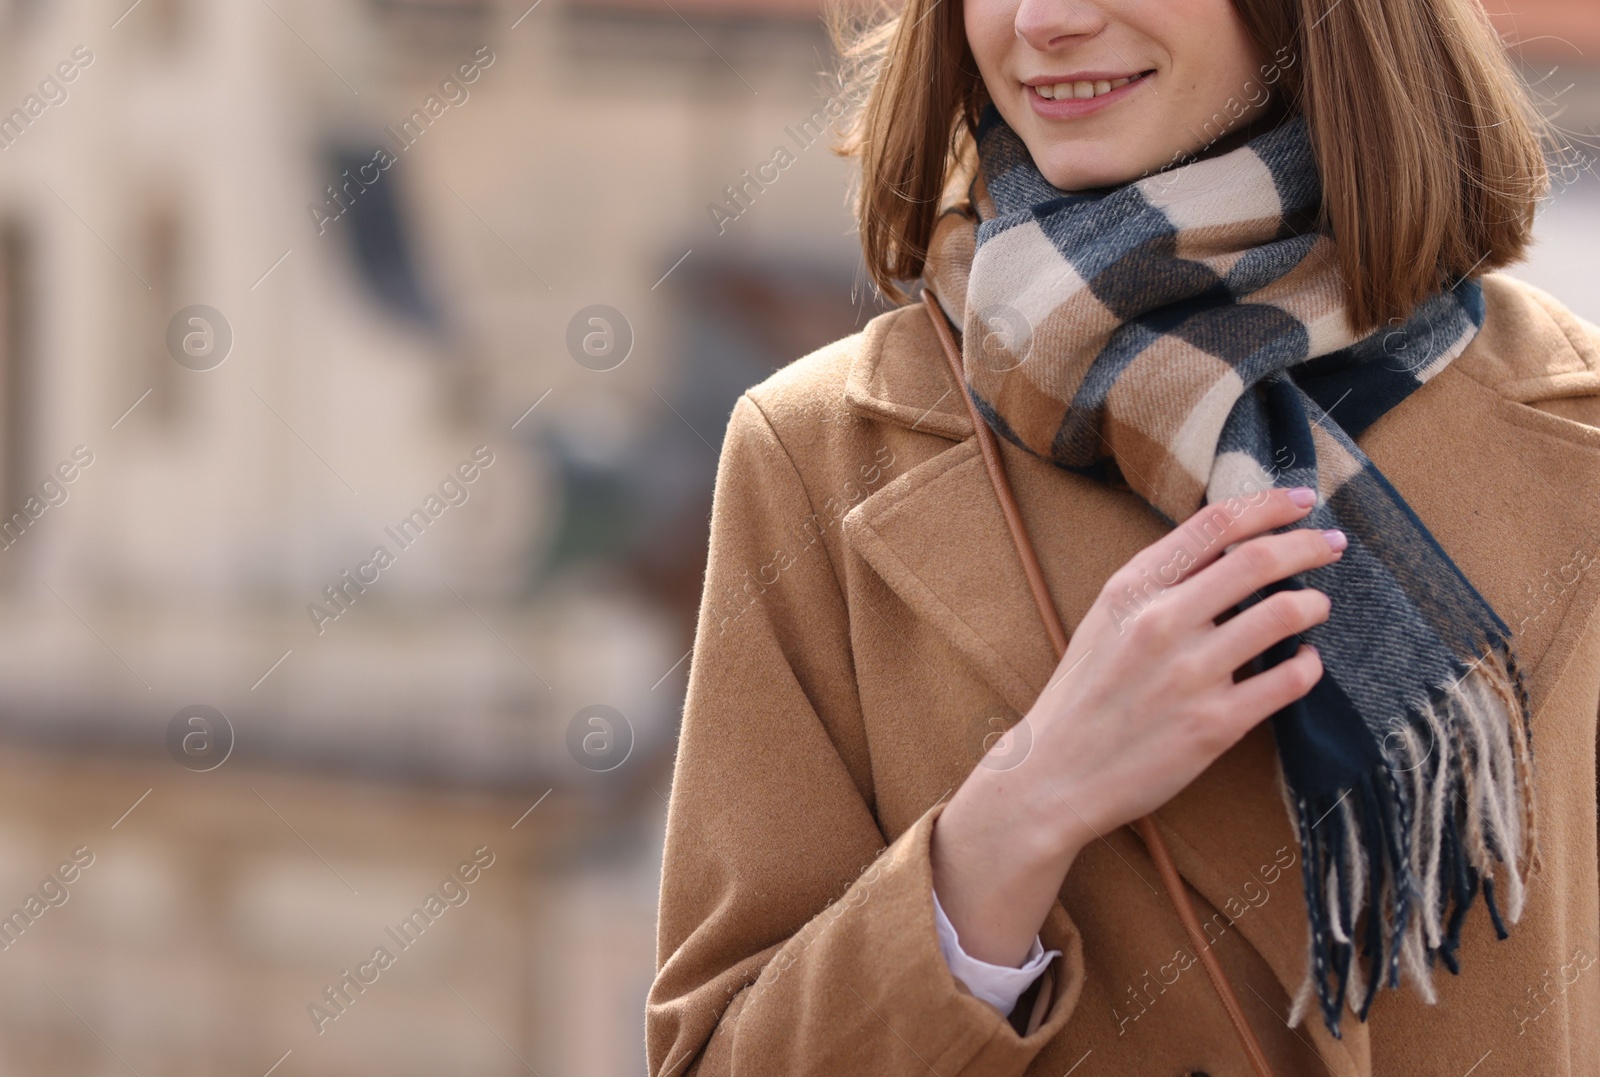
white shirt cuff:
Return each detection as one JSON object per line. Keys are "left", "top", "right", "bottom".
{"left": 931, "top": 886, "right": 1060, "bottom": 1016}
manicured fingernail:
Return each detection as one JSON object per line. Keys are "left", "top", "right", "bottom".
{"left": 1287, "top": 486, "right": 1316, "bottom": 508}
{"left": 1322, "top": 528, "right": 1347, "bottom": 552}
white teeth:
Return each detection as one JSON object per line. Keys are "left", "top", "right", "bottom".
{"left": 1036, "top": 72, "right": 1142, "bottom": 101}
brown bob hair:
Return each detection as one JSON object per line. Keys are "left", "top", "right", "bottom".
{"left": 825, "top": 0, "right": 1553, "bottom": 333}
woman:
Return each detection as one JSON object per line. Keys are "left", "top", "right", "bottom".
{"left": 648, "top": 0, "right": 1600, "bottom": 1072}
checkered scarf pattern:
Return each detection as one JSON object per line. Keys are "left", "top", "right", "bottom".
{"left": 923, "top": 105, "right": 1538, "bottom": 1037}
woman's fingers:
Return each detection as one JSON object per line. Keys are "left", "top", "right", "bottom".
{"left": 1219, "top": 642, "right": 1325, "bottom": 734}
{"left": 1199, "top": 584, "right": 1331, "bottom": 677}
{"left": 1115, "top": 486, "right": 1316, "bottom": 603}
{"left": 1170, "top": 525, "right": 1343, "bottom": 628}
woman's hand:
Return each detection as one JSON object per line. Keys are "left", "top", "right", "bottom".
{"left": 930, "top": 485, "right": 1341, "bottom": 969}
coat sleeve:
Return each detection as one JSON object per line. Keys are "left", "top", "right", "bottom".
{"left": 647, "top": 393, "right": 1085, "bottom": 1077}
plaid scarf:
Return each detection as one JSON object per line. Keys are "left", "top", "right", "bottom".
{"left": 922, "top": 104, "right": 1538, "bottom": 1037}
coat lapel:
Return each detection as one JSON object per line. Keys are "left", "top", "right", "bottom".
{"left": 841, "top": 420, "right": 1166, "bottom": 723}
{"left": 837, "top": 277, "right": 1600, "bottom": 1041}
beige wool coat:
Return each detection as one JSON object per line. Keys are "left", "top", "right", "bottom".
{"left": 648, "top": 272, "right": 1600, "bottom": 1076}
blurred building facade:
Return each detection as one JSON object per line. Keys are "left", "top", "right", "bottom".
{"left": 0, "top": 0, "right": 1592, "bottom": 1074}
{"left": 0, "top": 0, "right": 889, "bottom": 1073}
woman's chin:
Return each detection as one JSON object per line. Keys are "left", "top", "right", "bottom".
{"left": 1033, "top": 152, "right": 1163, "bottom": 194}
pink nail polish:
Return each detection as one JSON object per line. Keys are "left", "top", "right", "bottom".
{"left": 1322, "top": 529, "right": 1347, "bottom": 552}
{"left": 1288, "top": 486, "right": 1316, "bottom": 508}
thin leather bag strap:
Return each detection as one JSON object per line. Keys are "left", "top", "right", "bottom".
{"left": 921, "top": 290, "right": 1278, "bottom": 1077}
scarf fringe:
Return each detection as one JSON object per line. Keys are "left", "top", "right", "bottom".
{"left": 1284, "top": 633, "right": 1538, "bottom": 1036}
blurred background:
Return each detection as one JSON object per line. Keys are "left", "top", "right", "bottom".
{"left": 0, "top": 0, "right": 1591, "bottom": 1074}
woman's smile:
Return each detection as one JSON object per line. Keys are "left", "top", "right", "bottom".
{"left": 1023, "top": 69, "right": 1154, "bottom": 120}
{"left": 966, "top": 0, "right": 1271, "bottom": 191}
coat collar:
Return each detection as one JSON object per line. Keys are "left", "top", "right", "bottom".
{"left": 843, "top": 299, "right": 975, "bottom": 443}
{"left": 838, "top": 274, "right": 1600, "bottom": 1061}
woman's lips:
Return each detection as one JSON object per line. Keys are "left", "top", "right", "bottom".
{"left": 1025, "top": 71, "right": 1153, "bottom": 119}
